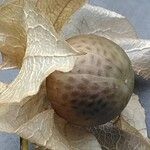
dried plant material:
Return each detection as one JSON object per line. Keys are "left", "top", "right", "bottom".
{"left": 111, "top": 94, "right": 149, "bottom": 148}
{"left": 121, "top": 94, "right": 147, "bottom": 137}
{"left": 0, "top": 19, "right": 26, "bottom": 69}
{"left": 60, "top": 4, "right": 137, "bottom": 40}
{"left": 114, "top": 38, "right": 150, "bottom": 80}
{"left": 0, "top": 83, "right": 47, "bottom": 132}
{"left": 61, "top": 4, "right": 150, "bottom": 79}
{"left": 1, "top": 0, "right": 86, "bottom": 32}
{"left": 0, "top": 82, "right": 6, "bottom": 92}
{"left": 16, "top": 110, "right": 101, "bottom": 150}
{"left": 0, "top": 1, "right": 26, "bottom": 69}
{"left": 115, "top": 117, "right": 144, "bottom": 138}
{"left": 0, "top": 1, "right": 149, "bottom": 150}
{"left": 0, "top": 0, "right": 86, "bottom": 69}
{"left": 32, "top": 0, "right": 86, "bottom": 32}
{"left": 115, "top": 115, "right": 150, "bottom": 147}
{"left": 90, "top": 123, "right": 150, "bottom": 150}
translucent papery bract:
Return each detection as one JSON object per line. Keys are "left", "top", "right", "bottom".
{"left": 61, "top": 4, "right": 137, "bottom": 39}
{"left": 0, "top": 1, "right": 26, "bottom": 69}
{"left": 0, "top": 0, "right": 86, "bottom": 69}
{"left": 0, "top": 1, "right": 150, "bottom": 149}
{"left": 16, "top": 110, "right": 101, "bottom": 150}
{"left": 114, "top": 38, "right": 150, "bottom": 79}
{"left": 122, "top": 94, "right": 147, "bottom": 138}
{"left": 91, "top": 123, "right": 150, "bottom": 150}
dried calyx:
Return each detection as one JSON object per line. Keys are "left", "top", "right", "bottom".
{"left": 46, "top": 34, "right": 134, "bottom": 126}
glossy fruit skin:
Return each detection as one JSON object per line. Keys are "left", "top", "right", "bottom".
{"left": 46, "top": 34, "right": 134, "bottom": 127}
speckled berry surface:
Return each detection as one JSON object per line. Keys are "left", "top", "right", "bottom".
{"left": 46, "top": 34, "right": 134, "bottom": 126}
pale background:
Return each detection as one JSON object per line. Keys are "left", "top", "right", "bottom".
{"left": 0, "top": 0, "right": 150, "bottom": 149}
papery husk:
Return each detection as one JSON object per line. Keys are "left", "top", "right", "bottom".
{"left": 121, "top": 93, "right": 147, "bottom": 138}
{"left": 0, "top": 0, "right": 26, "bottom": 69}
{"left": 30, "top": 0, "right": 87, "bottom": 32}
{"left": 0, "top": 0, "right": 86, "bottom": 69}
{"left": 0, "top": 1, "right": 150, "bottom": 150}
{"left": 60, "top": 4, "right": 137, "bottom": 39}
{"left": 0, "top": 81, "right": 7, "bottom": 92}
{"left": 90, "top": 123, "right": 150, "bottom": 150}
{"left": 17, "top": 110, "right": 101, "bottom": 150}
{"left": 61, "top": 4, "right": 150, "bottom": 79}
{"left": 115, "top": 116, "right": 150, "bottom": 145}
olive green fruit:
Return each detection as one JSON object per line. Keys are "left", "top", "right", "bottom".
{"left": 46, "top": 34, "right": 134, "bottom": 127}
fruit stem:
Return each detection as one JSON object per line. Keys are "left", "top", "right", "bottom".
{"left": 20, "top": 137, "right": 29, "bottom": 150}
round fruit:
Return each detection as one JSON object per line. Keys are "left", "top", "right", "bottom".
{"left": 46, "top": 34, "right": 134, "bottom": 127}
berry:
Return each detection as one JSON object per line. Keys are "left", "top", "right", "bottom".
{"left": 46, "top": 34, "right": 134, "bottom": 127}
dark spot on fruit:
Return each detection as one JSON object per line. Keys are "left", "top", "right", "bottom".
{"left": 85, "top": 117, "right": 90, "bottom": 120}
{"left": 101, "top": 109, "right": 107, "bottom": 115}
{"left": 77, "top": 45, "right": 82, "bottom": 48}
{"left": 90, "top": 111, "right": 95, "bottom": 116}
{"left": 90, "top": 93, "right": 99, "bottom": 99}
{"left": 96, "top": 47, "right": 100, "bottom": 53}
{"left": 97, "top": 59, "right": 101, "bottom": 66}
{"left": 105, "top": 65, "right": 112, "bottom": 70}
{"left": 91, "top": 55, "right": 94, "bottom": 62}
{"left": 119, "top": 61, "right": 123, "bottom": 68}
{"left": 111, "top": 101, "right": 117, "bottom": 105}
{"left": 80, "top": 91, "right": 88, "bottom": 97}
{"left": 87, "top": 101, "right": 94, "bottom": 107}
{"left": 78, "top": 83, "right": 85, "bottom": 90}
{"left": 116, "top": 66, "right": 122, "bottom": 74}
{"left": 81, "top": 40, "right": 86, "bottom": 43}
{"left": 91, "top": 83, "right": 99, "bottom": 90}
{"left": 103, "top": 50, "right": 107, "bottom": 56}
{"left": 79, "top": 59, "right": 86, "bottom": 64}
{"left": 78, "top": 100, "right": 86, "bottom": 106}
{"left": 112, "top": 83, "right": 117, "bottom": 90}
{"left": 97, "top": 70, "right": 101, "bottom": 76}
{"left": 88, "top": 70, "right": 93, "bottom": 74}
{"left": 106, "top": 58, "right": 112, "bottom": 63}
{"left": 101, "top": 101, "right": 107, "bottom": 109}
{"left": 65, "top": 84, "right": 73, "bottom": 90}
{"left": 92, "top": 40, "right": 97, "bottom": 45}
{"left": 71, "top": 91, "right": 79, "bottom": 97}
{"left": 72, "top": 105, "right": 78, "bottom": 109}
{"left": 77, "top": 69, "right": 81, "bottom": 73}
{"left": 93, "top": 108, "right": 99, "bottom": 113}
{"left": 86, "top": 46, "right": 91, "bottom": 50}
{"left": 71, "top": 99, "right": 77, "bottom": 104}
{"left": 62, "top": 94, "right": 68, "bottom": 100}
{"left": 57, "top": 80, "right": 64, "bottom": 86}
{"left": 96, "top": 99, "right": 103, "bottom": 105}
{"left": 70, "top": 42, "right": 76, "bottom": 45}
{"left": 106, "top": 93, "right": 115, "bottom": 99}
{"left": 68, "top": 76, "right": 75, "bottom": 83}
{"left": 111, "top": 53, "right": 116, "bottom": 60}
{"left": 102, "top": 88, "right": 109, "bottom": 94}
{"left": 105, "top": 72, "right": 110, "bottom": 77}
{"left": 62, "top": 103, "right": 67, "bottom": 106}
{"left": 82, "top": 110, "right": 86, "bottom": 115}
{"left": 103, "top": 82, "right": 108, "bottom": 86}
{"left": 82, "top": 78, "right": 89, "bottom": 84}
